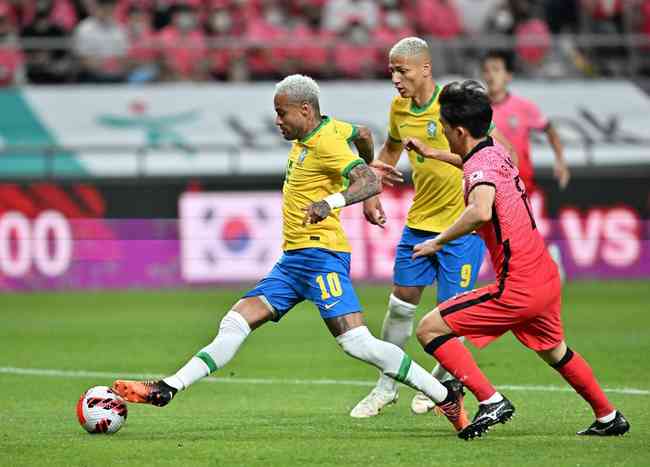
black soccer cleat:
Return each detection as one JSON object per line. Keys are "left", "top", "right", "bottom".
{"left": 577, "top": 411, "right": 630, "bottom": 436}
{"left": 458, "top": 395, "right": 515, "bottom": 440}
{"left": 112, "top": 379, "right": 178, "bottom": 407}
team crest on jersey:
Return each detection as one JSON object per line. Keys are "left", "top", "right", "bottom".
{"left": 426, "top": 120, "right": 437, "bottom": 138}
{"left": 470, "top": 170, "right": 484, "bottom": 182}
{"left": 508, "top": 115, "right": 519, "bottom": 129}
{"left": 297, "top": 148, "right": 308, "bottom": 166}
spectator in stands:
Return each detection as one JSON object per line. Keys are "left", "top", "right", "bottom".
{"left": 205, "top": 3, "right": 247, "bottom": 81}
{"left": 545, "top": 0, "right": 579, "bottom": 33}
{"left": 581, "top": 0, "right": 626, "bottom": 75}
{"left": 285, "top": 16, "right": 330, "bottom": 78}
{"left": 125, "top": 6, "right": 159, "bottom": 82}
{"left": 0, "top": 3, "right": 23, "bottom": 86}
{"left": 583, "top": 0, "right": 624, "bottom": 33}
{"left": 333, "top": 20, "right": 376, "bottom": 78}
{"left": 74, "top": 0, "right": 128, "bottom": 82}
{"left": 21, "top": 0, "right": 74, "bottom": 83}
{"left": 21, "top": 0, "right": 78, "bottom": 31}
{"left": 413, "top": 0, "right": 462, "bottom": 38}
{"left": 411, "top": 0, "right": 463, "bottom": 75}
{"left": 373, "top": 6, "right": 414, "bottom": 76}
{"left": 245, "top": 1, "right": 290, "bottom": 80}
{"left": 514, "top": 15, "right": 551, "bottom": 68}
{"left": 71, "top": 0, "right": 95, "bottom": 20}
{"left": 115, "top": 0, "right": 154, "bottom": 24}
{"left": 453, "top": 0, "right": 502, "bottom": 35}
{"left": 293, "top": 0, "right": 326, "bottom": 29}
{"left": 639, "top": 0, "right": 650, "bottom": 45}
{"left": 158, "top": 4, "right": 207, "bottom": 81}
{"left": 148, "top": 0, "right": 203, "bottom": 30}
{"left": 322, "top": 0, "right": 379, "bottom": 33}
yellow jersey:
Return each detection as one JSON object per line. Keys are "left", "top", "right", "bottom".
{"left": 388, "top": 83, "right": 465, "bottom": 233}
{"left": 282, "top": 116, "right": 364, "bottom": 252}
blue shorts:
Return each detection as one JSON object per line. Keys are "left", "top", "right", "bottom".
{"left": 243, "top": 248, "right": 362, "bottom": 321}
{"left": 394, "top": 226, "right": 485, "bottom": 304}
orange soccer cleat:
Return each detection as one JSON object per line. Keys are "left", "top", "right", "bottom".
{"left": 111, "top": 380, "right": 177, "bottom": 407}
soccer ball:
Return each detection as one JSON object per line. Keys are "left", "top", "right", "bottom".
{"left": 76, "top": 386, "right": 128, "bottom": 434}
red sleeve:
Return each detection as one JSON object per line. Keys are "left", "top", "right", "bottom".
{"left": 525, "top": 98, "right": 549, "bottom": 131}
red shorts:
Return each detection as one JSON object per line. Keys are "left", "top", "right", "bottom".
{"left": 438, "top": 277, "right": 563, "bottom": 351}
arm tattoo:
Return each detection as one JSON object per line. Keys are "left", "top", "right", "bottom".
{"left": 310, "top": 200, "right": 331, "bottom": 220}
{"left": 352, "top": 126, "right": 374, "bottom": 164}
{"left": 342, "top": 163, "right": 381, "bottom": 206}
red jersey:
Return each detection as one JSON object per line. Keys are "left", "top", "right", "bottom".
{"left": 491, "top": 93, "right": 548, "bottom": 192}
{"left": 463, "top": 137, "right": 558, "bottom": 288}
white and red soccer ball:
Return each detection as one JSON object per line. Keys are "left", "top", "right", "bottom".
{"left": 76, "top": 386, "right": 128, "bottom": 434}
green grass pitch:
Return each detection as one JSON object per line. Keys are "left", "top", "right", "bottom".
{"left": 1, "top": 281, "right": 648, "bottom": 466}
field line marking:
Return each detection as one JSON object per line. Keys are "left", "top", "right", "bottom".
{"left": 1, "top": 366, "right": 648, "bottom": 396}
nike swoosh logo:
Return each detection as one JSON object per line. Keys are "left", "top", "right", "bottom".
{"left": 324, "top": 300, "right": 341, "bottom": 310}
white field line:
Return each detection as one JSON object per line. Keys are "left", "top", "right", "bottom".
{"left": 1, "top": 366, "right": 649, "bottom": 396}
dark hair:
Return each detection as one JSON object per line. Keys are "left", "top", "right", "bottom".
{"left": 482, "top": 49, "right": 514, "bottom": 73}
{"left": 439, "top": 80, "right": 493, "bottom": 139}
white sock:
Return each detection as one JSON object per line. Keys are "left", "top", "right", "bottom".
{"left": 163, "top": 310, "right": 251, "bottom": 391}
{"left": 376, "top": 294, "right": 417, "bottom": 394}
{"left": 337, "top": 326, "right": 447, "bottom": 403}
{"left": 597, "top": 410, "right": 617, "bottom": 423}
{"left": 404, "top": 360, "right": 448, "bottom": 403}
{"left": 479, "top": 391, "right": 504, "bottom": 405}
{"left": 431, "top": 336, "right": 466, "bottom": 383}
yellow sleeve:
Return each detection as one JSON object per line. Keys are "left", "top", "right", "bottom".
{"left": 387, "top": 98, "right": 401, "bottom": 143}
{"left": 334, "top": 119, "right": 360, "bottom": 143}
{"left": 317, "top": 135, "right": 365, "bottom": 178}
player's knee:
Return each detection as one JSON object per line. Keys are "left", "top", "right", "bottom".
{"left": 392, "top": 286, "right": 422, "bottom": 306}
{"left": 415, "top": 308, "right": 444, "bottom": 346}
{"left": 539, "top": 341, "right": 570, "bottom": 367}
{"left": 231, "top": 297, "right": 273, "bottom": 330}
{"left": 387, "top": 293, "right": 417, "bottom": 320}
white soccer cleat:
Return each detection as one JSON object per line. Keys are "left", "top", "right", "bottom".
{"left": 410, "top": 391, "right": 436, "bottom": 415}
{"left": 350, "top": 388, "right": 398, "bottom": 418}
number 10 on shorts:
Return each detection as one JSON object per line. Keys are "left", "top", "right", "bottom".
{"left": 316, "top": 272, "right": 343, "bottom": 300}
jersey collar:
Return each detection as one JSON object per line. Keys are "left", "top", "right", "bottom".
{"left": 299, "top": 116, "right": 330, "bottom": 144}
{"left": 463, "top": 136, "right": 494, "bottom": 163}
{"left": 410, "top": 84, "right": 441, "bottom": 114}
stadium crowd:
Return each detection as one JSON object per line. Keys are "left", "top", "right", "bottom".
{"left": 0, "top": 0, "right": 648, "bottom": 85}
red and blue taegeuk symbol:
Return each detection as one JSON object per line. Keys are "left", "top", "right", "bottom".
{"left": 221, "top": 216, "right": 251, "bottom": 253}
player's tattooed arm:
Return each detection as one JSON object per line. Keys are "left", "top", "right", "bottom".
{"left": 302, "top": 164, "right": 381, "bottom": 225}
{"left": 351, "top": 126, "right": 403, "bottom": 187}
{"left": 350, "top": 125, "right": 374, "bottom": 164}
{"left": 302, "top": 200, "right": 332, "bottom": 225}
{"left": 342, "top": 163, "right": 382, "bottom": 206}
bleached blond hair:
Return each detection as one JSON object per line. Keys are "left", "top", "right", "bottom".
{"left": 275, "top": 74, "right": 320, "bottom": 111}
{"left": 389, "top": 37, "right": 430, "bottom": 60}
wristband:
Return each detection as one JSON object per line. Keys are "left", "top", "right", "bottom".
{"left": 324, "top": 193, "right": 346, "bottom": 210}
